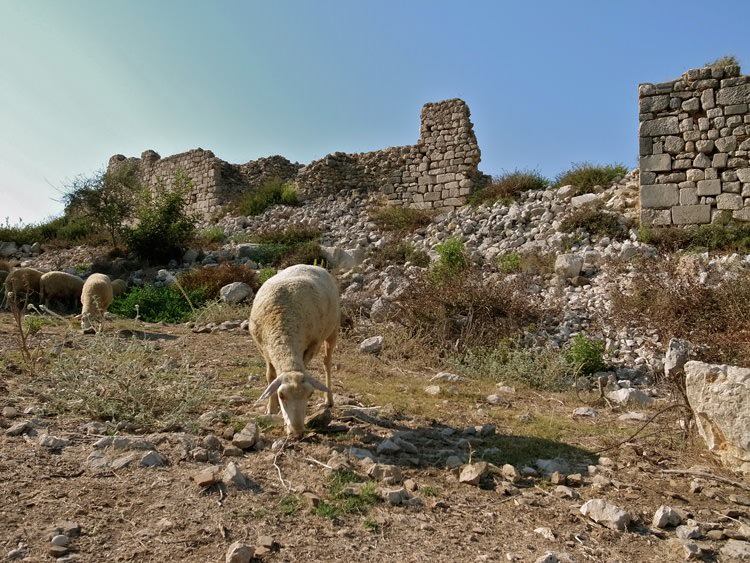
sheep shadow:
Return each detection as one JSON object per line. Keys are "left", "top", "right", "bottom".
{"left": 308, "top": 405, "right": 597, "bottom": 475}
{"left": 116, "top": 329, "right": 179, "bottom": 341}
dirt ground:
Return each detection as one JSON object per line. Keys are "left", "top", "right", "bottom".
{"left": 0, "top": 311, "right": 748, "bottom": 563}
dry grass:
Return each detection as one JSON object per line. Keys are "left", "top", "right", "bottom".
{"left": 178, "top": 262, "right": 260, "bottom": 299}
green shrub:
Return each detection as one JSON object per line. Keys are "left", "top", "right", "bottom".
{"left": 244, "top": 225, "right": 323, "bottom": 267}
{"left": 497, "top": 252, "right": 522, "bottom": 274}
{"left": 565, "top": 333, "right": 607, "bottom": 376}
{"left": 196, "top": 226, "right": 226, "bottom": 245}
{"left": 258, "top": 268, "right": 277, "bottom": 285}
{"left": 110, "top": 284, "right": 208, "bottom": 323}
{"left": 468, "top": 169, "right": 549, "bottom": 206}
{"left": 0, "top": 215, "right": 96, "bottom": 247}
{"left": 554, "top": 162, "right": 628, "bottom": 192}
{"left": 124, "top": 172, "right": 198, "bottom": 263}
{"left": 237, "top": 178, "right": 298, "bottom": 216}
{"left": 370, "top": 206, "right": 433, "bottom": 234}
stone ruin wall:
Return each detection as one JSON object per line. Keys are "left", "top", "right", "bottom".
{"left": 639, "top": 64, "right": 750, "bottom": 226}
{"left": 108, "top": 98, "right": 485, "bottom": 220}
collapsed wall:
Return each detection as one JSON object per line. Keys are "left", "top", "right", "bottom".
{"left": 107, "top": 98, "right": 485, "bottom": 220}
{"left": 639, "top": 63, "right": 750, "bottom": 226}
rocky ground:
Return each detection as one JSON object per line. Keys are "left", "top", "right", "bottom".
{"left": 2, "top": 171, "right": 750, "bottom": 562}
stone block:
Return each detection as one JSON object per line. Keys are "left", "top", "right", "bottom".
{"left": 701, "top": 88, "right": 715, "bottom": 110}
{"left": 717, "top": 193, "right": 743, "bottom": 210}
{"left": 672, "top": 205, "right": 711, "bottom": 224}
{"left": 725, "top": 103, "right": 749, "bottom": 116}
{"left": 639, "top": 94, "right": 670, "bottom": 112}
{"left": 640, "top": 116, "right": 680, "bottom": 136}
{"left": 679, "top": 187, "right": 698, "bottom": 205}
{"left": 640, "top": 184, "right": 678, "bottom": 208}
{"left": 697, "top": 179, "right": 721, "bottom": 196}
{"left": 712, "top": 153, "right": 729, "bottom": 169}
{"left": 716, "top": 83, "right": 750, "bottom": 105}
{"left": 640, "top": 209, "right": 672, "bottom": 226}
{"left": 737, "top": 168, "right": 750, "bottom": 183}
{"left": 640, "top": 154, "right": 671, "bottom": 172}
{"left": 733, "top": 207, "right": 750, "bottom": 222}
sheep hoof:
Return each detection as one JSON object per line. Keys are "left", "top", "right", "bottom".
{"left": 305, "top": 405, "right": 332, "bottom": 430}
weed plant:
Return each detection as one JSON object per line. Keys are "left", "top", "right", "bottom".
{"left": 554, "top": 162, "right": 628, "bottom": 192}
{"left": 564, "top": 333, "right": 607, "bottom": 376}
{"left": 428, "top": 236, "right": 468, "bottom": 284}
{"left": 244, "top": 225, "right": 323, "bottom": 267}
{"left": 468, "top": 169, "right": 549, "bottom": 206}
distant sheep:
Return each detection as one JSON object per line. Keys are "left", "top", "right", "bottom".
{"left": 3, "top": 267, "right": 43, "bottom": 309}
{"left": 39, "top": 271, "right": 84, "bottom": 313}
{"left": 251, "top": 264, "right": 340, "bottom": 439}
{"left": 80, "top": 273, "right": 113, "bottom": 334}
{"left": 111, "top": 278, "right": 128, "bottom": 298}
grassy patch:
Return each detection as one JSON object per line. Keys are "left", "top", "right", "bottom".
{"left": 469, "top": 169, "right": 549, "bottom": 206}
{"left": 554, "top": 162, "right": 628, "bottom": 192}
{"left": 278, "top": 494, "right": 305, "bottom": 516}
{"left": 452, "top": 344, "right": 574, "bottom": 391}
{"left": 243, "top": 225, "right": 324, "bottom": 267}
{"left": 236, "top": 178, "right": 298, "bottom": 216}
{"left": 0, "top": 215, "right": 98, "bottom": 247}
{"left": 638, "top": 222, "right": 750, "bottom": 254}
{"left": 367, "top": 240, "right": 430, "bottom": 268}
{"left": 312, "top": 468, "right": 380, "bottom": 519}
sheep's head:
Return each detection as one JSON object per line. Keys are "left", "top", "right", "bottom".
{"left": 256, "top": 371, "right": 329, "bottom": 439}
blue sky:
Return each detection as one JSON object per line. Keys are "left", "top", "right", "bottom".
{"left": 2, "top": 0, "right": 749, "bottom": 224}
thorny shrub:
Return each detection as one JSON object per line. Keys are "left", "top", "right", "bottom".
{"left": 609, "top": 257, "right": 750, "bottom": 366}
{"left": 393, "top": 267, "right": 551, "bottom": 352}
{"left": 468, "top": 169, "right": 549, "bottom": 206}
{"left": 178, "top": 263, "right": 260, "bottom": 299}
{"left": 370, "top": 206, "right": 433, "bottom": 235}
{"left": 559, "top": 203, "right": 630, "bottom": 240}
{"left": 44, "top": 334, "right": 209, "bottom": 431}
{"left": 367, "top": 240, "right": 430, "bottom": 268}
{"left": 554, "top": 162, "right": 628, "bottom": 192}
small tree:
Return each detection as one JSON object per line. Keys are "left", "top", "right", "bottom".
{"left": 62, "top": 163, "right": 140, "bottom": 247}
{"left": 124, "top": 170, "right": 198, "bottom": 264}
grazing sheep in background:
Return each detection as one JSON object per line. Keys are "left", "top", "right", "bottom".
{"left": 111, "top": 278, "right": 128, "bottom": 298}
{"left": 80, "top": 273, "right": 113, "bottom": 334}
{"left": 39, "top": 271, "right": 84, "bottom": 313}
{"left": 251, "top": 264, "right": 340, "bottom": 439}
{"left": 3, "top": 267, "right": 43, "bottom": 309}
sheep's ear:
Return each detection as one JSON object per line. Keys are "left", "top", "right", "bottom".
{"left": 255, "top": 378, "right": 283, "bottom": 405}
{"left": 306, "top": 376, "right": 330, "bottom": 394}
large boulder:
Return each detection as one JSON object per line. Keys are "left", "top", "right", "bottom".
{"left": 685, "top": 360, "right": 750, "bottom": 473}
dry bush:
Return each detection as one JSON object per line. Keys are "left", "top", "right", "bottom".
{"left": 392, "top": 268, "right": 552, "bottom": 352}
{"left": 178, "top": 263, "right": 260, "bottom": 299}
{"left": 468, "top": 169, "right": 549, "bottom": 206}
{"left": 370, "top": 206, "right": 433, "bottom": 235}
{"left": 610, "top": 257, "right": 750, "bottom": 365}
{"left": 560, "top": 204, "right": 630, "bottom": 240}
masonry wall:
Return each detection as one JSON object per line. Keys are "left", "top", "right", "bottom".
{"left": 108, "top": 98, "right": 485, "bottom": 220}
{"left": 639, "top": 64, "right": 750, "bottom": 226}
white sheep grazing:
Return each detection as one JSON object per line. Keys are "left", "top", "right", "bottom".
{"left": 251, "top": 264, "right": 340, "bottom": 439}
{"left": 111, "top": 278, "right": 128, "bottom": 298}
{"left": 80, "top": 273, "right": 113, "bottom": 334}
{"left": 3, "top": 267, "right": 43, "bottom": 309}
{"left": 39, "top": 271, "right": 85, "bottom": 313}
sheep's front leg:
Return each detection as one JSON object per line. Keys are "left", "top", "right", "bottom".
{"left": 265, "top": 362, "right": 280, "bottom": 415}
